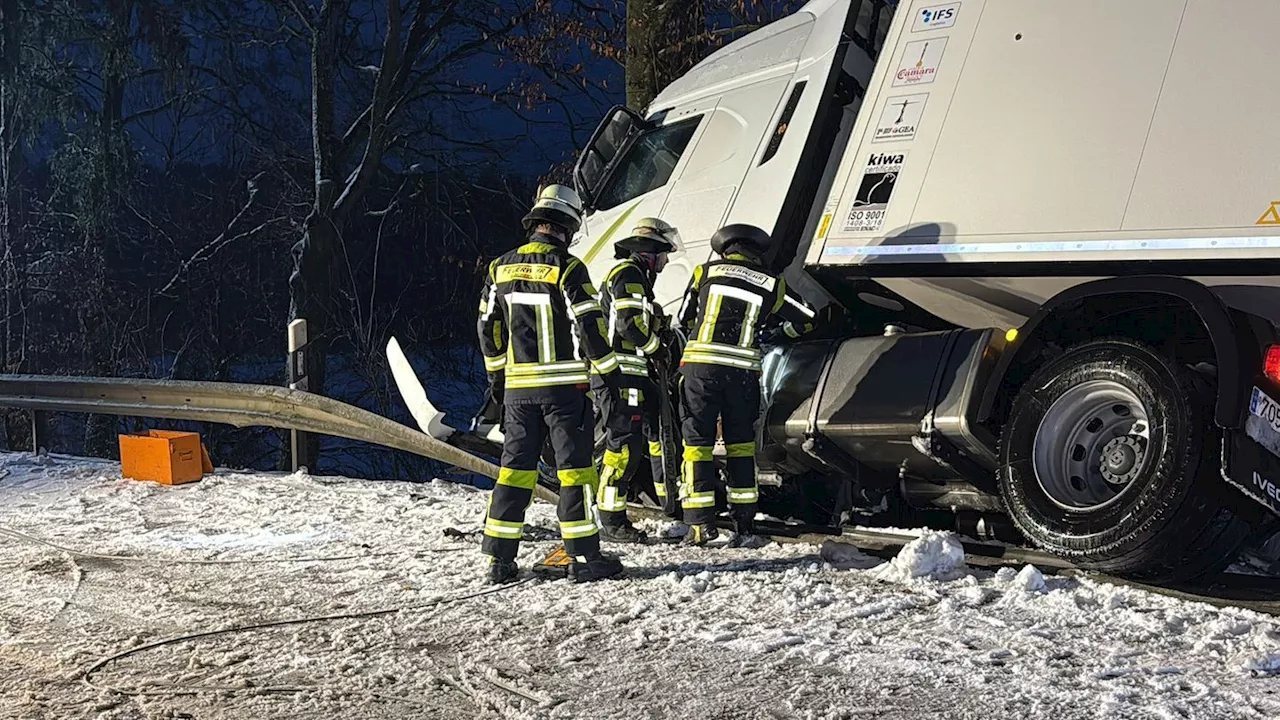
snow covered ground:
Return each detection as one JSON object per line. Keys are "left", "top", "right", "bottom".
{"left": 3, "top": 452, "right": 1280, "bottom": 719}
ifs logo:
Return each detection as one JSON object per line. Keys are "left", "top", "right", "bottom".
{"left": 913, "top": 2, "right": 960, "bottom": 32}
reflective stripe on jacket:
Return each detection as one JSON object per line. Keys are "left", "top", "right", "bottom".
{"left": 477, "top": 233, "right": 616, "bottom": 400}
{"left": 600, "top": 259, "right": 661, "bottom": 380}
{"left": 675, "top": 254, "right": 816, "bottom": 371}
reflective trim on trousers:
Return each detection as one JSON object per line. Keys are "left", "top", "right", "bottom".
{"left": 559, "top": 466, "right": 599, "bottom": 487}
{"left": 560, "top": 518, "right": 600, "bottom": 539}
{"left": 682, "top": 444, "right": 716, "bottom": 462}
{"left": 598, "top": 484, "right": 627, "bottom": 512}
{"left": 682, "top": 491, "right": 716, "bottom": 508}
{"left": 498, "top": 467, "right": 539, "bottom": 489}
{"left": 597, "top": 447, "right": 629, "bottom": 512}
{"left": 484, "top": 518, "right": 523, "bottom": 539}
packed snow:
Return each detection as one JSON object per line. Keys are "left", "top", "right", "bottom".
{"left": 3, "top": 452, "right": 1280, "bottom": 719}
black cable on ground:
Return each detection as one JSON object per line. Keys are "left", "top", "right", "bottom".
{"left": 0, "top": 524, "right": 465, "bottom": 565}
{"left": 82, "top": 577, "right": 537, "bottom": 699}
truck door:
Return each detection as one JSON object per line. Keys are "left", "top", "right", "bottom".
{"left": 570, "top": 102, "right": 715, "bottom": 285}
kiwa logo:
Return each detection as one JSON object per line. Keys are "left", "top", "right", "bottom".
{"left": 868, "top": 152, "right": 906, "bottom": 168}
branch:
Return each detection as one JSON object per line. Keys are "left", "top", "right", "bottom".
{"left": 156, "top": 173, "right": 279, "bottom": 297}
{"left": 121, "top": 87, "right": 211, "bottom": 126}
{"left": 280, "top": 0, "right": 316, "bottom": 33}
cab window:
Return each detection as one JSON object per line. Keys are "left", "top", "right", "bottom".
{"left": 593, "top": 117, "right": 702, "bottom": 211}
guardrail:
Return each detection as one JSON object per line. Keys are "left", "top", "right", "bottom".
{"left": 0, "top": 374, "right": 500, "bottom": 480}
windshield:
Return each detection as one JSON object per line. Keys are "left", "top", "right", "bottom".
{"left": 593, "top": 117, "right": 702, "bottom": 212}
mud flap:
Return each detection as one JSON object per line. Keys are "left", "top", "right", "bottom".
{"left": 1224, "top": 384, "right": 1280, "bottom": 518}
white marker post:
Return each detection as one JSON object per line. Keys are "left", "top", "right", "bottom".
{"left": 287, "top": 319, "right": 312, "bottom": 471}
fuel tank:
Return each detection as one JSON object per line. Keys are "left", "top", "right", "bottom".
{"left": 762, "top": 327, "right": 1006, "bottom": 487}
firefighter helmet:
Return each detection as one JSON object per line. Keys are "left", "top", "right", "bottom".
{"left": 613, "top": 217, "right": 681, "bottom": 259}
{"left": 710, "top": 223, "right": 773, "bottom": 258}
{"left": 521, "top": 184, "right": 584, "bottom": 237}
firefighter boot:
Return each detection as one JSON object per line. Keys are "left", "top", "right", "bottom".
{"left": 682, "top": 523, "right": 719, "bottom": 547}
{"left": 568, "top": 552, "right": 625, "bottom": 582}
{"left": 725, "top": 532, "right": 770, "bottom": 549}
{"left": 598, "top": 518, "right": 648, "bottom": 544}
{"left": 725, "top": 514, "right": 770, "bottom": 549}
{"left": 487, "top": 557, "right": 519, "bottom": 585}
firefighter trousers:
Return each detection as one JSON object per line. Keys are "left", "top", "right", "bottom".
{"left": 596, "top": 379, "right": 665, "bottom": 527}
{"left": 679, "top": 367, "right": 761, "bottom": 527}
{"left": 481, "top": 395, "right": 601, "bottom": 561}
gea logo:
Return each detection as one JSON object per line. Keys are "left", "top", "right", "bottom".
{"left": 868, "top": 153, "right": 906, "bottom": 167}
{"left": 921, "top": 7, "right": 955, "bottom": 24}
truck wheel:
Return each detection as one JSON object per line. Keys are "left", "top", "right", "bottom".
{"left": 998, "top": 338, "right": 1252, "bottom": 583}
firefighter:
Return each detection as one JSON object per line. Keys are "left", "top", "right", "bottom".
{"left": 594, "top": 218, "right": 681, "bottom": 543}
{"left": 675, "top": 223, "right": 817, "bottom": 547}
{"left": 476, "top": 184, "right": 625, "bottom": 584}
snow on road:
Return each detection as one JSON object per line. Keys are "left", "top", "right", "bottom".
{"left": 2, "top": 451, "right": 1280, "bottom": 720}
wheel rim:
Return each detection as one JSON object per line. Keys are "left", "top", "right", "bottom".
{"left": 1031, "top": 380, "right": 1152, "bottom": 512}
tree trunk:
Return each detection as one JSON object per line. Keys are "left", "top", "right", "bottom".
{"left": 284, "top": 0, "right": 346, "bottom": 471}
{"left": 626, "top": 0, "right": 705, "bottom": 112}
{"left": 286, "top": 215, "right": 335, "bottom": 468}
{"left": 0, "top": 0, "right": 20, "bottom": 451}
{"left": 82, "top": 0, "right": 134, "bottom": 459}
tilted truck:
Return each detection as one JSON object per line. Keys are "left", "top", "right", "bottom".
{"left": 406, "top": 0, "right": 1280, "bottom": 582}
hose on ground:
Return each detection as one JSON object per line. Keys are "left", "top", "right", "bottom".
{"left": 0, "top": 524, "right": 464, "bottom": 565}
{"left": 82, "top": 577, "right": 537, "bottom": 700}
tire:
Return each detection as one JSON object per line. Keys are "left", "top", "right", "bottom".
{"left": 998, "top": 337, "right": 1252, "bottom": 583}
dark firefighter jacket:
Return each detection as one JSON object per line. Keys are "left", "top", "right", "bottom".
{"left": 477, "top": 233, "right": 618, "bottom": 402}
{"left": 675, "top": 253, "right": 816, "bottom": 372}
{"left": 599, "top": 259, "right": 662, "bottom": 383}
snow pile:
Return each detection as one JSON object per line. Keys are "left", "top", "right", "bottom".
{"left": 817, "top": 539, "right": 878, "bottom": 569}
{"left": 1244, "top": 653, "right": 1280, "bottom": 676}
{"left": 870, "top": 529, "right": 967, "bottom": 583}
{"left": 1014, "top": 564, "right": 1047, "bottom": 593}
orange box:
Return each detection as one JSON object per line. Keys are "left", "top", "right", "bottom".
{"left": 118, "top": 430, "right": 207, "bottom": 485}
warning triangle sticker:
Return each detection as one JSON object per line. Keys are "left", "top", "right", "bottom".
{"left": 1258, "top": 202, "right": 1280, "bottom": 226}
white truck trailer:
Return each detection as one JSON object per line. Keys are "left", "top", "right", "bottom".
{"left": 426, "top": 0, "right": 1280, "bottom": 581}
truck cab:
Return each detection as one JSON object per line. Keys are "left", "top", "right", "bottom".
{"left": 569, "top": 0, "right": 895, "bottom": 318}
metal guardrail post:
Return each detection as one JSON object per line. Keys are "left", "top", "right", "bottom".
{"left": 30, "top": 410, "right": 48, "bottom": 455}
{"left": 287, "top": 319, "right": 314, "bottom": 472}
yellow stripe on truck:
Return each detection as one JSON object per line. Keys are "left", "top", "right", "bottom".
{"left": 583, "top": 203, "right": 640, "bottom": 265}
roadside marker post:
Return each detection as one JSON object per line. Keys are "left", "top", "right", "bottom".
{"left": 288, "top": 319, "right": 314, "bottom": 472}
